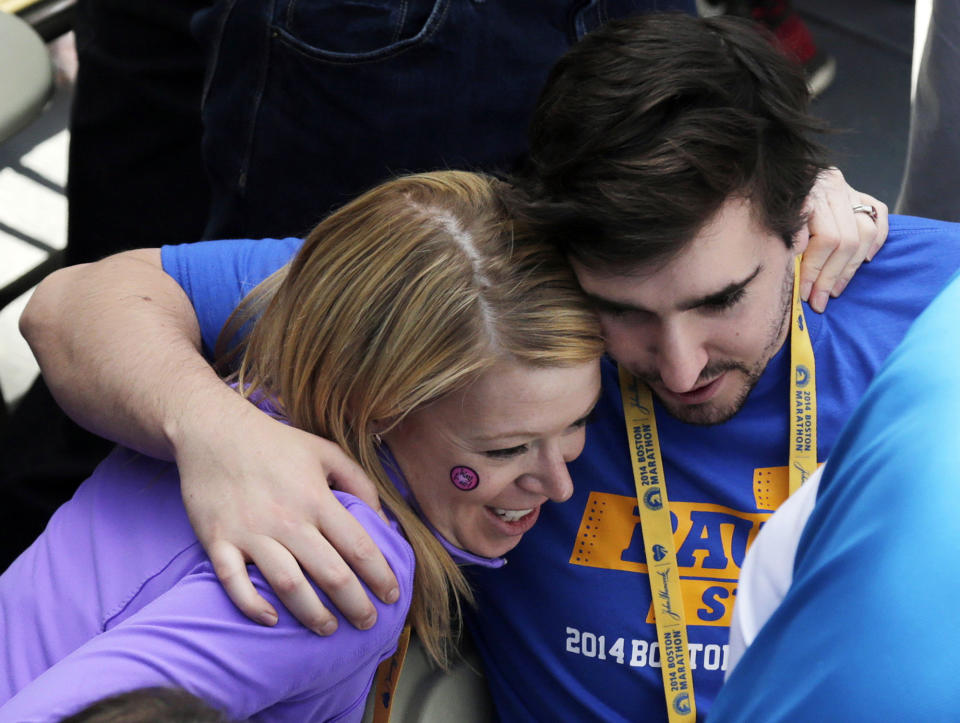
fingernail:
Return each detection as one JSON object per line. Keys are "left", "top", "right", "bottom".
{"left": 385, "top": 587, "right": 400, "bottom": 604}
{"left": 358, "top": 611, "right": 377, "bottom": 630}
{"left": 799, "top": 280, "right": 813, "bottom": 301}
{"left": 811, "top": 290, "right": 829, "bottom": 313}
{"left": 259, "top": 610, "right": 278, "bottom": 626}
{"left": 316, "top": 619, "right": 338, "bottom": 636}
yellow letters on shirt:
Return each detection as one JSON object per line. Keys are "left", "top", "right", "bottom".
{"left": 568, "top": 465, "right": 794, "bottom": 627}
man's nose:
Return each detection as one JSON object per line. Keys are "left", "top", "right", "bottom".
{"left": 655, "top": 319, "right": 708, "bottom": 393}
{"left": 520, "top": 445, "right": 575, "bottom": 503}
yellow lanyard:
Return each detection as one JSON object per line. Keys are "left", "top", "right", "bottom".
{"left": 618, "top": 257, "right": 816, "bottom": 722}
{"left": 620, "top": 367, "right": 696, "bottom": 722}
{"left": 371, "top": 624, "right": 412, "bottom": 723}
{"left": 788, "top": 257, "right": 818, "bottom": 494}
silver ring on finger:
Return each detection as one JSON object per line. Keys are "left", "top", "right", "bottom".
{"left": 852, "top": 203, "right": 878, "bottom": 222}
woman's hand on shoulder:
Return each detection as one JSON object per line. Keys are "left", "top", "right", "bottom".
{"left": 800, "top": 167, "right": 889, "bottom": 313}
{"left": 173, "top": 389, "right": 399, "bottom": 635}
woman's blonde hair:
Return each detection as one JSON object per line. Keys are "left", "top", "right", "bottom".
{"left": 218, "top": 171, "right": 603, "bottom": 667}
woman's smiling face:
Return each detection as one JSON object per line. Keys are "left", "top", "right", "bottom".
{"left": 384, "top": 358, "right": 602, "bottom": 559}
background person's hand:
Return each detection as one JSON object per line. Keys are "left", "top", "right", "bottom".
{"left": 174, "top": 389, "right": 399, "bottom": 635}
{"left": 800, "top": 167, "right": 889, "bottom": 313}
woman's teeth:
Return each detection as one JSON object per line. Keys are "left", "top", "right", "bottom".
{"left": 492, "top": 507, "right": 533, "bottom": 522}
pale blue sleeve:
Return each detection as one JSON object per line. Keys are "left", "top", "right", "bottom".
{"left": 160, "top": 237, "right": 303, "bottom": 357}
{"left": 0, "top": 496, "right": 414, "bottom": 723}
{"left": 709, "top": 271, "right": 960, "bottom": 721}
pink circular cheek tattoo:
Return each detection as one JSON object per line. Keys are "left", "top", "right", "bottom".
{"left": 450, "top": 466, "right": 480, "bottom": 491}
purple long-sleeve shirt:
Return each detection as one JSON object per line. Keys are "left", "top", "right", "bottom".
{"left": 0, "top": 444, "right": 498, "bottom": 722}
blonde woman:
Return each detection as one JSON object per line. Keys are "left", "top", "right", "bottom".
{"left": 0, "top": 172, "right": 604, "bottom": 722}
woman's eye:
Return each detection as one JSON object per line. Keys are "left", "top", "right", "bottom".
{"left": 484, "top": 444, "right": 529, "bottom": 459}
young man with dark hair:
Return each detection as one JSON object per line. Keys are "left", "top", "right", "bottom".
{"left": 459, "top": 14, "right": 960, "bottom": 719}
{"left": 17, "top": 12, "right": 951, "bottom": 722}
{"left": 511, "top": 11, "right": 832, "bottom": 429}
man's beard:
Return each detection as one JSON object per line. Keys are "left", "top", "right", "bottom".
{"left": 636, "top": 360, "right": 763, "bottom": 425}
{"left": 633, "top": 260, "right": 795, "bottom": 426}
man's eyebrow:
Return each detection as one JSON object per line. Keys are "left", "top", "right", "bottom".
{"left": 584, "top": 264, "right": 763, "bottom": 314}
{"left": 680, "top": 264, "right": 762, "bottom": 311}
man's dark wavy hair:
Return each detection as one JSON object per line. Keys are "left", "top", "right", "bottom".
{"left": 513, "top": 12, "right": 831, "bottom": 271}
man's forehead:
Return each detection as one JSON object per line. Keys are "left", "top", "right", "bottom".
{"left": 570, "top": 198, "right": 783, "bottom": 299}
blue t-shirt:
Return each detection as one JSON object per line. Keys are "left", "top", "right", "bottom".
{"left": 161, "top": 215, "right": 960, "bottom": 721}
{"left": 162, "top": 236, "right": 303, "bottom": 359}
{"left": 709, "top": 270, "right": 960, "bottom": 721}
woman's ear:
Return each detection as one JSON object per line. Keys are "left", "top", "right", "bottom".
{"left": 369, "top": 417, "right": 400, "bottom": 437}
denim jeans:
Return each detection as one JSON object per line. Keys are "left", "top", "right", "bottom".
{"left": 67, "top": 0, "right": 212, "bottom": 263}
{"left": 196, "top": 0, "right": 695, "bottom": 240}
